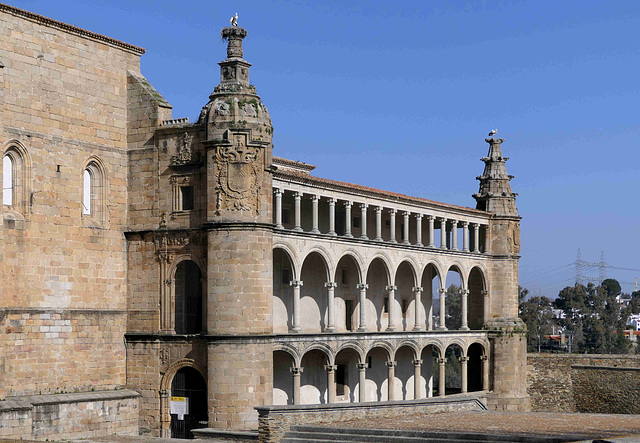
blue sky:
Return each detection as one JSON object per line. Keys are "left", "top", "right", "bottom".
{"left": 11, "top": 0, "right": 640, "bottom": 296}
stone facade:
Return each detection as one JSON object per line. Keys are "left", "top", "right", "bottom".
{"left": 1, "top": 4, "right": 528, "bottom": 439}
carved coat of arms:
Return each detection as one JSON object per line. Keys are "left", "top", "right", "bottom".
{"left": 215, "top": 133, "right": 262, "bottom": 213}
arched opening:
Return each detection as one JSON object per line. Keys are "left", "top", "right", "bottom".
{"left": 273, "top": 248, "right": 295, "bottom": 334}
{"left": 444, "top": 344, "right": 463, "bottom": 395}
{"left": 394, "top": 345, "right": 416, "bottom": 400}
{"left": 365, "top": 258, "right": 389, "bottom": 332}
{"left": 170, "top": 367, "right": 207, "bottom": 439}
{"left": 82, "top": 158, "right": 107, "bottom": 224}
{"left": 300, "top": 349, "right": 329, "bottom": 404}
{"left": 273, "top": 350, "right": 295, "bottom": 405}
{"left": 395, "top": 262, "right": 416, "bottom": 331}
{"left": 468, "top": 267, "right": 486, "bottom": 330}
{"left": 445, "top": 266, "right": 464, "bottom": 330}
{"left": 334, "top": 255, "right": 361, "bottom": 332}
{"left": 468, "top": 343, "right": 485, "bottom": 392}
{"left": 432, "top": 346, "right": 444, "bottom": 396}
{"left": 364, "top": 347, "right": 390, "bottom": 401}
{"left": 300, "top": 252, "right": 329, "bottom": 333}
{"left": 334, "top": 347, "right": 360, "bottom": 402}
{"left": 174, "top": 260, "right": 202, "bottom": 334}
{"left": 3, "top": 153, "right": 13, "bottom": 206}
{"left": 421, "top": 264, "right": 438, "bottom": 331}
{"left": 419, "top": 344, "right": 434, "bottom": 398}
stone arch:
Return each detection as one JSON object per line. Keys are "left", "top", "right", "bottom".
{"left": 420, "top": 260, "right": 444, "bottom": 288}
{"left": 392, "top": 340, "right": 419, "bottom": 360}
{"left": 468, "top": 265, "right": 488, "bottom": 330}
{"left": 304, "top": 246, "right": 334, "bottom": 281}
{"left": 364, "top": 252, "right": 393, "bottom": 279}
{"left": 300, "top": 250, "right": 332, "bottom": 332}
{"left": 273, "top": 343, "right": 301, "bottom": 366}
{"left": 443, "top": 263, "right": 465, "bottom": 330}
{"left": 444, "top": 262, "right": 467, "bottom": 288}
{"left": 419, "top": 262, "right": 440, "bottom": 331}
{"left": 443, "top": 342, "right": 464, "bottom": 395}
{"left": 273, "top": 349, "right": 296, "bottom": 405}
{"left": 335, "top": 341, "right": 366, "bottom": 363}
{"left": 334, "top": 253, "right": 363, "bottom": 332}
{"left": 302, "top": 342, "right": 335, "bottom": 364}
{"left": 3, "top": 139, "right": 32, "bottom": 218}
{"left": 364, "top": 344, "right": 392, "bottom": 402}
{"left": 335, "top": 249, "right": 365, "bottom": 283}
{"left": 366, "top": 257, "right": 392, "bottom": 332}
{"left": 82, "top": 155, "right": 109, "bottom": 226}
{"left": 273, "top": 246, "right": 297, "bottom": 333}
{"left": 394, "top": 344, "right": 418, "bottom": 400}
{"left": 160, "top": 358, "right": 207, "bottom": 437}
{"left": 394, "top": 260, "right": 419, "bottom": 331}
{"left": 272, "top": 242, "right": 300, "bottom": 278}
{"left": 467, "top": 342, "right": 487, "bottom": 393}
{"left": 167, "top": 255, "right": 205, "bottom": 335}
{"left": 334, "top": 345, "right": 362, "bottom": 402}
{"left": 300, "top": 347, "right": 331, "bottom": 404}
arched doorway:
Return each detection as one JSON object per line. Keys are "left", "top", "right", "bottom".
{"left": 174, "top": 260, "right": 203, "bottom": 334}
{"left": 170, "top": 367, "right": 207, "bottom": 439}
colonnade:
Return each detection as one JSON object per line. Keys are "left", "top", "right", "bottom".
{"left": 273, "top": 188, "right": 488, "bottom": 253}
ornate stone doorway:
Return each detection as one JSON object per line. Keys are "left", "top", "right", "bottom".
{"left": 170, "top": 367, "right": 207, "bottom": 439}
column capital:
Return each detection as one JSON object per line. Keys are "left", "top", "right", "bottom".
{"left": 427, "top": 215, "right": 435, "bottom": 221}
{"left": 324, "top": 364, "right": 337, "bottom": 372}
{"left": 356, "top": 363, "right": 367, "bottom": 370}
{"left": 360, "top": 203, "right": 368, "bottom": 210}
{"left": 290, "top": 280, "right": 303, "bottom": 288}
{"left": 324, "top": 281, "right": 337, "bottom": 289}
{"left": 412, "top": 359, "right": 423, "bottom": 366}
{"left": 462, "top": 221, "right": 469, "bottom": 228}
{"left": 439, "top": 216, "right": 447, "bottom": 223}
{"left": 385, "top": 285, "right": 398, "bottom": 292}
{"left": 385, "top": 361, "right": 397, "bottom": 368}
{"left": 438, "top": 287, "right": 446, "bottom": 295}
{"left": 459, "top": 356, "right": 469, "bottom": 363}
{"left": 356, "top": 283, "right": 369, "bottom": 290}
{"left": 274, "top": 188, "right": 282, "bottom": 196}
{"left": 481, "top": 289, "right": 489, "bottom": 297}
{"left": 412, "top": 286, "right": 423, "bottom": 293}
{"left": 311, "top": 194, "right": 319, "bottom": 202}
{"left": 415, "top": 213, "right": 423, "bottom": 220}
{"left": 437, "top": 358, "right": 447, "bottom": 365}
{"left": 480, "top": 355, "right": 489, "bottom": 362}
{"left": 403, "top": 211, "right": 410, "bottom": 217}
{"left": 389, "top": 208, "right": 397, "bottom": 215}
{"left": 462, "top": 289, "right": 470, "bottom": 295}
{"left": 290, "top": 366, "right": 304, "bottom": 375}
{"left": 375, "top": 205, "right": 383, "bottom": 214}
{"left": 451, "top": 219, "right": 458, "bottom": 226}
{"left": 328, "top": 197, "right": 336, "bottom": 204}
{"left": 294, "top": 191, "right": 302, "bottom": 198}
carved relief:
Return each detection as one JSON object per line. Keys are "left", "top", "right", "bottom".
{"left": 214, "top": 99, "right": 231, "bottom": 116}
{"left": 170, "top": 132, "right": 200, "bottom": 167}
{"left": 239, "top": 67, "right": 248, "bottom": 81}
{"left": 241, "top": 103, "right": 257, "bottom": 118}
{"left": 215, "top": 133, "right": 262, "bottom": 213}
{"left": 222, "top": 66, "right": 236, "bottom": 80}
{"left": 511, "top": 223, "right": 520, "bottom": 254}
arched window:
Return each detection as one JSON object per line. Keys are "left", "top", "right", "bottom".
{"left": 175, "top": 260, "right": 203, "bottom": 334}
{"left": 82, "top": 157, "right": 107, "bottom": 225}
{"left": 3, "top": 153, "right": 13, "bottom": 206}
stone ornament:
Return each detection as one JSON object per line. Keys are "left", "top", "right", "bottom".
{"left": 215, "top": 132, "right": 262, "bottom": 213}
{"left": 170, "top": 132, "right": 197, "bottom": 166}
{"left": 214, "top": 99, "right": 231, "bottom": 116}
{"left": 241, "top": 103, "right": 257, "bottom": 118}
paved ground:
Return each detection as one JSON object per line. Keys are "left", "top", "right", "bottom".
{"left": 335, "top": 411, "right": 640, "bottom": 441}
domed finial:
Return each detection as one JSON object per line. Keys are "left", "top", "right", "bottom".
{"left": 230, "top": 13, "right": 238, "bottom": 27}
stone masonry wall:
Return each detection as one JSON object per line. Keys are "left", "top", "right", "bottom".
{"left": 527, "top": 353, "right": 640, "bottom": 413}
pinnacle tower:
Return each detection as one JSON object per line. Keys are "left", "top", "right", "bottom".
{"left": 473, "top": 137, "right": 518, "bottom": 217}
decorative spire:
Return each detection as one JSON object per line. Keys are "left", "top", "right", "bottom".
{"left": 473, "top": 137, "right": 518, "bottom": 216}
{"left": 221, "top": 25, "right": 247, "bottom": 59}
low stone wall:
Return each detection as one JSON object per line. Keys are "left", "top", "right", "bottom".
{"left": 572, "top": 365, "right": 640, "bottom": 414}
{"left": 527, "top": 353, "right": 640, "bottom": 413}
{"left": 255, "top": 394, "right": 487, "bottom": 443}
{"left": 0, "top": 389, "right": 139, "bottom": 440}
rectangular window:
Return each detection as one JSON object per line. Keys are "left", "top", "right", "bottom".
{"left": 180, "top": 186, "right": 194, "bottom": 210}
{"left": 336, "top": 364, "right": 347, "bottom": 396}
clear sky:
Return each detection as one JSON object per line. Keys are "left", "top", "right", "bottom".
{"left": 10, "top": 0, "right": 640, "bottom": 297}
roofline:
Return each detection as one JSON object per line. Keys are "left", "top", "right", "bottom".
{"left": 273, "top": 169, "right": 490, "bottom": 217}
{"left": 0, "top": 3, "right": 146, "bottom": 55}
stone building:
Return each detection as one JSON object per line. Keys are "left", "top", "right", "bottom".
{"left": 0, "top": 4, "right": 527, "bottom": 440}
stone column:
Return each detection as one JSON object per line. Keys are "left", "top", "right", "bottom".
{"left": 473, "top": 223, "right": 480, "bottom": 253}
{"left": 386, "top": 285, "right": 397, "bottom": 331}
{"left": 325, "top": 365, "right": 337, "bottom": 403}
{"left": 293, "top": 192, "right": 302, "bottom": 232}
{"left": 460, "top": 356, "right": 469, "bottom": 393}
{"left": 274, "top": 188, "right": 283, "bottom": 229}
{"left": 357, "top": 363, "right": 367, "bottom": 402}
{"left": 427, "top": 215, "right": 435, "bottom": 248}
{"left": 415, "top": 214, "right": 423, "bottom": 246}
{"left": 374, "top": 206, "right": 383, "bottom": 241}
{"left": 482, "top": 289, "right": 489, "bottom": 326}
{"left": 311, "top": 195, "right": 320, "bottom": 233}
{"left": 413, "top": 359, "right": 422, "bottom": 399}
{"left": 344, "top": 201, "right": 353, "bottom": 238}
{"left": 402, "top": 211, "right": 410, "bottom": 245}
{"left": 159, "top": 252, "right": 173, "bottom": 333}
{"left": 389, "top": 209, "right": 397, "bottom": 243}
{"left": 328, "top": 198, "right": 337, "bottom": 236}
{"left": 438, "top": 288, "right": 447, "bottom": 330}
{"left": 412, "top": 286, "right": 423, "bottom": 331}
{"left": 291, "top": 367, "right": 303, "bottom": 405}
{"left": 438, "top": 358, "right": 447, "bottom": 397}
{"left": 325, "top": 281, "right": 337, "bottom": 332}
{"left": 356, "top": 283, "right": 368, "bottom": 332}
{"left": 440, "top": 217, "right": 447, "bottom": 249}
{"left": 461, "top": 289, "right": 469, "bottom": 330}
{"left": 360, "top": 203, "right": 368, "bottom": 240}
{"left": 481, "top": 355, "right": 489, "bottom": 391}
{"left": 462, "top": 221, "right": 469, "bottom": 252}
{"left": 386, "top": 361, "right": 397, "bottom": 401}
{"left": 451, "top": 220, "right": 458, "bottom": 251}
{"left": 290, "top": 280, "right": 303, "bottom": 332}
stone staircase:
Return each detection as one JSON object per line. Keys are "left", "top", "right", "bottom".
{"left": 281, "top": 425, "right": 580, "bottom": 443}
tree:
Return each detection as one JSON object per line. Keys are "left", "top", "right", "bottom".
{"left": 519, "top": 295, "right": 554, "bottom": 352}
{"left": 445, "top": 285, "right": 462, "bottom": 330}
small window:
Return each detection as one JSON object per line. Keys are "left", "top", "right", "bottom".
{"left": 3, "top": 154, "right": 13, "bottom": 206}
{"left": 180, "top": 186, "right": 194, "bottom": 210}
{"left": 82, "top": 169, "right": 91, "bottom": 215}
{"left": 175, "top": 260, "right": 203, "bottom": 334}
{"left": 336, "top": 364, "right": 347, "bottom": 396}
{"left": 83, "top": 158, "right": 107, "bottom": 224}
